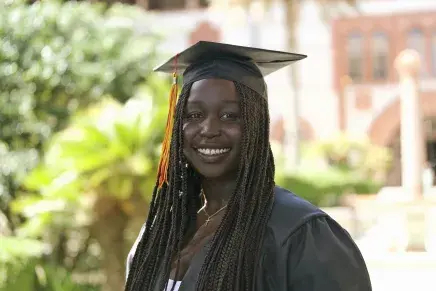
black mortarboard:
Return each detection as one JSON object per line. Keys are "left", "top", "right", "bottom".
{"left": 154, "top": 41, "right": 307, "bottom": 97}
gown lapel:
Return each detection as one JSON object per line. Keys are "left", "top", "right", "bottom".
{"left": 178, "top": 239, "right": 211, "bottom": 291}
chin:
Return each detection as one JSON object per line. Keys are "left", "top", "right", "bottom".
{"left": 195, "top": 167, "right": 229, "bottom": 179}
{"left": 185, "top": 150, "right": 239, "bottom": 180}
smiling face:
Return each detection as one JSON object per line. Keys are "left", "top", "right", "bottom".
{"left": 183, "top": 79, "right": 242, "bottom": 179}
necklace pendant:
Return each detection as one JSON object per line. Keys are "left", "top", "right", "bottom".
{"left": 205, "top": 218, "right": 210, "bottom": 226}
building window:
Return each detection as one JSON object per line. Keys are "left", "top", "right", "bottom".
{"left": 199, "top": 0, "right": 209, "bottom": 7}
{"left": 372, "top": 32, "right": 389, "bottom": 80}
{"left": 148, "top": 0, "right": 186, "bottom": 10}
{"left": 407, "top": 27, "right": 426, "bottom": 75}
{"left": 347, "top": 33, "right": 363, "bottom": 82}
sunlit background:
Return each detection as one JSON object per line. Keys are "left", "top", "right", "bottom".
{"left": 1, "top": 0, "right": 435, "bottom": 290}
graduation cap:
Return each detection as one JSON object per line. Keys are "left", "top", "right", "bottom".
{"left": 154, "top": 41, "right": 307, "bottom": 97}
{"left": 155, "top": 41, "right": 307, "bottom": 188}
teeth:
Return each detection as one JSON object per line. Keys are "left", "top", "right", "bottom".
{"left": 197, "top": 148, "right": 230, "bottom": 155}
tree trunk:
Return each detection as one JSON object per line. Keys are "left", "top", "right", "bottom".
{"left": 91, "top": 195, "right": 129, "bottom": 291}
{"left": 283, "top": 0, "right": 301, "bottom": 172}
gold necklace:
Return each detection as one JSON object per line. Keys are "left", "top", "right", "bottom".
{"left": 197, "top": 189, "right": 228, "bottom": 226}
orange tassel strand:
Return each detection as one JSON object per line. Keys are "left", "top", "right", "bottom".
{"left": 157, "top": 72, "right": 179, "bottom": 189}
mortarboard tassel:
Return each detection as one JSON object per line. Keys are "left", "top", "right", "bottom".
{"left": 157, "top": 57, "right": 179, "bottom": 189}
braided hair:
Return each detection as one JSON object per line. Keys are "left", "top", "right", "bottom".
{"left": 125, "top": 81, "right": 276, "bottom": 291}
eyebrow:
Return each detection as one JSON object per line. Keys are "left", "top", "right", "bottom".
{"left": 186, "top": 100, "right": 239, "bottom": 105}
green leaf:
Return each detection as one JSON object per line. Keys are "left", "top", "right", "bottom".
{"left": 15, "top": 212, "right": 53, "bottom": 238}
{"left": 1, "top": 0, "right": 168, "bottom": 209}
{"left": 87, "top": 167, "right": 114, "bottom": 188}
{"left": 114, "top": 122, "right": 134, "bottom": 154}
{"left": 107, "top": 176, "right": 133, "bottom": 200}
{"left": 22, "top": 166, "right": 55, "bottom": 191}
{"left": 10, "top": 194, "right": 44, "bottom": 215}
{"left": 0, "top": 237, "right": 45, "bottom": 262}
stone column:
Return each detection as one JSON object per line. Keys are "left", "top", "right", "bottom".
{"left": 186, "top": 0, "right": 199, "bottom": 9}
{"left": 394, "top": 49, "right": 425, "bottom": 200}
{"left": 394, "top": 49, "right": 427, "bottom": 251}
{"left": 136, "top": 0, "right": 148, "bottom": 9}
{"left": 338, "top": 75, "right": 352, "bottom": 133}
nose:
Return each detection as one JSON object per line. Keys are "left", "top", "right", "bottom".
{"left": 200, "top": 115, "right": 221, "bottom": 138}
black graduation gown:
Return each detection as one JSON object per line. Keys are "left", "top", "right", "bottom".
{"left": 126, "top": 186, "right": 372, "bottom": 291}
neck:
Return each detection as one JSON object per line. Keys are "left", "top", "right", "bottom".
{"left": 201, "top": 176, "right": 236, "bottom": 210}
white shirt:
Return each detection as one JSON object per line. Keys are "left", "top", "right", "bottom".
{"left": 165, "top": 279, "right": 182, "bottom": 291}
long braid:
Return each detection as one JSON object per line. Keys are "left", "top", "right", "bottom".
{"left": 196, "top": 81, "right": 275, "bottom": 290}
{"left": 125, "top": 84, "right": 200, "bottom": 290}
{"left": 125, "top": 81, "right": 275, "bottom": 291}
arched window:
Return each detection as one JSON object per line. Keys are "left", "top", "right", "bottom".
{"left": 148, "top": 0, "right": 186, "bottom": 10}
{"left": 407, "top": 27, "right": 426, "bottom": 75}
{"left": 372, "top": 32, "right": 389, "bottom": 80}
{"left": 199, "top": 0, "right": 209, "bottom": 7}
{"left": 347, "top": 32, "right": 363, "bottom": 82}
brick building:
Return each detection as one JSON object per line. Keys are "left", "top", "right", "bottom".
{"left": 333, "top": 1, "right": 436, "bottom": 185}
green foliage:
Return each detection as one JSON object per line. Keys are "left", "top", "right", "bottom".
{"left": 0, "top": 236, "right": 43, "bottom": 290}
{"left": 1, "top": 1, "right": 170, "bottom": 290}
{"left": 7, "top": 90, "right": 168, "bottom": 290}
{"left": 0, "top": 0, "right": 164, "bottom": 216}
{"left": 20, "top": 91, "right": 166, "bottom": 211}
{"left": 0, "top": 141, "right": 39, "bottom": 208}
{"left": 1, "top": 236, "right": 99, "bottom": 291}
{"left": 276, "top": 167, "right": 382, "bottom": 207}
{"left": 274, "top": 135, "right": 392, "bottom": 206}
{"left": 33, "top": 264, "right": 99, "bottom": 291}
{"left": 13, "top": 92, "right": 164, "bottom": 230}
{"left": 0, "top": 237, "right": 88, "bottom": 291}
{"left": 310, "top": 135, "right": 392, "bottom": 181}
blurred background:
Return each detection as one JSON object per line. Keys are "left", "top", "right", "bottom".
{"left": 1, "top": 0, "right": 435, "bottom": 290}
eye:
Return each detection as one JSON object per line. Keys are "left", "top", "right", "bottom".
{"left": 185, "top": 112, "right": 203, "bottom": 120}
{"left": 221, "top": 112, "right": 240, "bottom": 121}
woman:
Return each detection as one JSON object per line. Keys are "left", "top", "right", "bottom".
{"left": 125, "top": 41, "right": 372, "bottom": 291}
